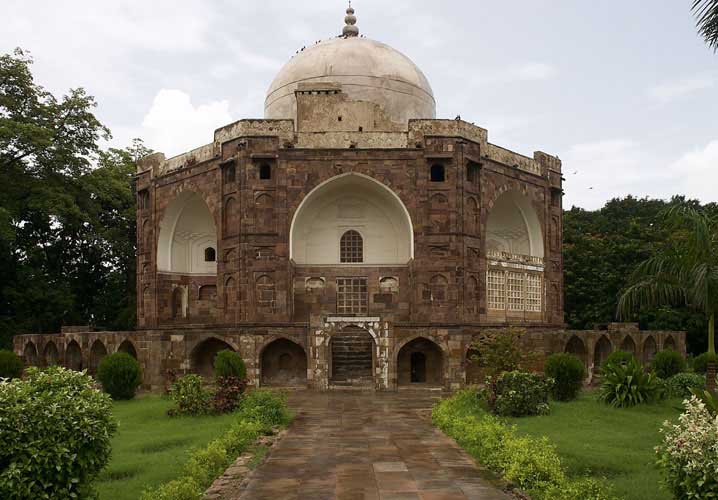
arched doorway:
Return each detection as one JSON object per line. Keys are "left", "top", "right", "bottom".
{"left": 89, "top": 340, "right": 107, "bottom": 376}
{"left": 24, "top": 341, "right": 38, "bottom": 366}
{"left": 397, "top": 337, "right": 444, "bottom": 386}
{"left": 191, "top": 337, "right": 235, "bottom": 378}
{"left": 643, "top": 336, "right": 657, "bottom": 365}
{"left": 565, "top": 335, "right": 587, "bottom": 367}
{"left": 65, "top": 340, "right": 83, "bottom": 371}
{"left": 593, "top": 336, "right": 612, "bottom": 369}
{"left": 330, "top": 325, "right": 374, "bottom": 385}
{"left": 117, "top": 340, "right": 138, "bottom": 359}
{"left": 260, "top": 338, "right": 307, "bottom": 387}
{"left": 44, "top": 341, "right": 59, "bottom": 366}
{"left": 620, "top": 336, "right": 637, "bottom": 356}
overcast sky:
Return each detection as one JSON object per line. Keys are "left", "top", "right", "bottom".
{"left": 3, "top": 0, "right": 717, "bottom": 209}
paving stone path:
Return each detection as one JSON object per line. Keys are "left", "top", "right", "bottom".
{"left": 237, "top": 390, "right": 511, "bottom": 500}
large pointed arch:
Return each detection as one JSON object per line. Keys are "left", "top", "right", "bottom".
{"left": 117, "top": 339, "right": 138, "bottom": 359}
{"left": 89, "top": 339, "right": 107, "bottom": 375}
{"left": 23, "top": 341, "right": 38, "bottom": 366}
{"left": 486, "top": 190, "right": 544, "bottom": 257}
{"left": 65, "top": 340, "right": 83, "bottom": 371}
{"left": 43, "top": 341, "right": 60, "bottom": 366}
{"left": 290, "top": 173, "right": 414, "bottom": 264}
{"left": 190, "top": 337, "right": 236, "bottom": 378}
{"left": 260, "top": 338, "right": 307, "bottom": 387}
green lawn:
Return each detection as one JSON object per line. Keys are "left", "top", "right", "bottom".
{"left": 506, "top": 391, "right": 683, "bottom": 500}
{"left": 96, "top": 395, "right": 238, "bottom": 500}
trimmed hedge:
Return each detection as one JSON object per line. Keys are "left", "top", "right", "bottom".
{"left": 692, "top": 352, "right": 716, "bottom": 374}
{"left": 433, "top": 390, "right": 617, "bottom": 500}
{"left": 141, "top": 390, "right": 292, "bottom": 500}
{"left": 97, "top": 352, "right": 142, "bottom": 400}
{"left": 0, "top": 366, "right": 117, "bottom": 499}
{"left": 544, "top": 353, "right": 585, "bottom": 401}
{"left": 0, "top": 350, "right": 23, "bottom": 379}
{"left": 214, "top": 350, "right": 246, "bottom": 379}
{"left": 483, "top": 371, "right": 552, "bottom": 417}
{"left": 665, "top": 372, "right": 705, "bottom": 399}
{"left": 652, "top": 350, "right": 685, "bottom": 379}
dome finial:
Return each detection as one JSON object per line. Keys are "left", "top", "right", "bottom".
{"left": 342, "top": 2, "right": 359, "bottom": 37}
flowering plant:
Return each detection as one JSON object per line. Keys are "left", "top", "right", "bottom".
{"left": 656, "top": 396, "right": 718, "bottom": 498}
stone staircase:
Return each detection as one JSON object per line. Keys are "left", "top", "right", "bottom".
{"left": 331, "top": 328, "right": 373, "bottom": 386}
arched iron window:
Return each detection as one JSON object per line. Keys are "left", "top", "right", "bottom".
{"left": 204, "top": 247, "right": 216, "bottom": 262}
{"left": 340, "top": 230, "right": 363, "bottom": 263}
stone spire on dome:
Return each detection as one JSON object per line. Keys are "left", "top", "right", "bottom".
{"left": 342, "top": 2, "right": 359, "bottom": 37}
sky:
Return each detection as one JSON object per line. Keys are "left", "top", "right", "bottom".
{"left": 2, "top": 0, "right": 717, "bottom": 209}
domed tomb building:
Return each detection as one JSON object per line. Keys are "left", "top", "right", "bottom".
{"left": 12, "top": 7, "right": 686, "bottom": 390}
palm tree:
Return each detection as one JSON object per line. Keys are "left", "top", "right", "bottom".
{"left": 617, "top": 205, "right": 718, "bottom": 390}
{"left": 693, "top": 0, "right": 718, "bottom": 52}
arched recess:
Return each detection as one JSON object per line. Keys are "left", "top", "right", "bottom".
{"left": 663, "top": 336, "right": 676, "bottom": 351}
{"left": 191, "top": 337, "right": 235, "bottom": 378}
{"left": 330, "top": 325, "right": 375, "bottom": 383}
{"left": 24, "top": 341, "right": 38, "bottom": 366}
{"left": 643, "top": 336, "right": 657, "bottom": 364}
{"left": 565, "top": 335, "right": 587, "bottom": 366}
{"left": 65, "top": 340, "right": 83, "bottom": 371}
{"left": 397, "top": 337, "right": 444, "bottom": 386}
{"left": 260, "top": 338, "right": 307, "bottom": 387}
{"left": 290, "top": 173, "right": 413, "bottom": 264}
{"left": 157, "top": 191, "right": 217, "bottom": 274}
{"left": 593, "top": 335, "right": 612, "bottom": 369}
{"left": 44, "top": 341, "right": 59, "bottom": 366}
{"left": 89, "top": 339, "right": 107, "bottom": 375}
{"left": 486, "top": 190, "right": 544, "bottom": 257}
{"left": 620, "top": 335, "right": 637, "bottom": 356}
{"left": 117, "top": 340, "right": 138, "bottom": 359}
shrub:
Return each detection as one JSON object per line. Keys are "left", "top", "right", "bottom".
{"left": 432, "top": 390, "right": 616, "bottom": 499}
{"left": 213, "top": 350, "right": 246, "bottom": 379}
{"left": 599, "top": 358, "right": 663, "bottom": 407}
{"left": 0, "top": 349, "right": 23, "bottom": 379}
{"left": 665, "top": 372, "right": 705, "bottom": 399}
{"left": 656, "top": 396, "right": 718, "bottom": 498}
{"left": 544, "top": 353, "right": 585, "bottom": 401}
{"left": 236, "top": 389, "right": 292, "bottom": 427}
{"left": 97, "top": 352, "right": 142, "bottom": 400}
{"left": 602, "top": 350, "right": 637, "bottom": 369}
{"left": 168, "top": 374, "right": 211, "bottom": 416}
{"left": 211, "top": 376, "right": 246, "bottom": 414}
{"left": 0, "top": 366, "right": 117, "bottom": 499}
{"left": 483, "top": 371, "right": 552, "bottom": 417}
{"left": 470, "top": 328, "right": 537, "bottom": 377}
{"left": 651, "top": 349, "right": 685, "bottom": 379}
{"left": 692, "top": 352, "right": 717, "bottom": 374}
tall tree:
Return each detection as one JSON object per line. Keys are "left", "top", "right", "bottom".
{"left": 693, "top": 0, "right": 718, "bottom": 52}
{"left": 617, "top": 205, "right": 718, "bottom": 387}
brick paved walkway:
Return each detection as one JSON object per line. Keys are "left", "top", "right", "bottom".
{"left": 237, "top": 390, "right": 510, "bottom": 500}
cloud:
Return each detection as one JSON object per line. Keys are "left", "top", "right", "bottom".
{"left": 112, "top": 89, "right": 233, "bottom": 157}
{"left": 669, "top": 140, "right": 718, "bottom": 203}
{"left": 648, "top": 76, "right": 714, "bottom": 102}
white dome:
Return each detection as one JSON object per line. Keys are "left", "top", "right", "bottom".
{"left": 264, "top": 36, "right": 436, "bottom": 125}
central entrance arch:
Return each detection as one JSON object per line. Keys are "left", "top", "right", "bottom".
{"left": 330, "top": 325, "right": 375, "bottom": 385}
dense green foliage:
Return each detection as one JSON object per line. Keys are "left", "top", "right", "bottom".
{"left": 211, "top": 376, "right": 246, "bottom": 414}
{"left": 544, "top": 353, "right": 585, "bottom": 401}
{"left": 213, "top": 350, "right": 247, "bottom": 379}
{"left": 0, "top": 349, "right": 22, "bottom": 379}
{"left": 433, "top": 391, "right": 617, "bottom": 499}
{"left": 469, "top": 328, "right": 536, "bottom": 377}
{"left": 0, "top": 49, "right": 147, "bottom": 348}
{"left": 599, "top": 358, "right": 664, "bottom": 407}
{"left": 665, "top": 372, "right": 705, "bottom": 399}
{"left": 97, "top": 352, "right": 142, "bottom": 400}
{"left": 651, "top": 349, "right": 685, "bottom": 379}
{"left": 564, "top": 197, "right": 716, "bottom": 354}
{"left": 482, "top": 371, "right": 552, "bottom": 417}
{"left": 692, "top": 351, "right": 717, "bottom": 373}
{"left": 0, "top": 366, "right": 117, "bottom": 499}
{"left": 141, "top": 390, "right": 290, "bottom": 500}
{"left": 168, "top": 374, "right": 211, "bottom": 416}
{"left": 603, "top": 350, "right": 637, "bottom": 369}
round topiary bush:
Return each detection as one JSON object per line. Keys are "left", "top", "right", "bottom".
{"left": 97, "top": 352, "right": 142, "bottom": 400}
{"left": 692, "top": 352, "right": 717, "bottom": 374}
{"left": 0, "top": 366, "right": 116, "bottom": 499}
{"left": 214, "top": 350, "right": 246, "bottom": 379}
{"left": 652, "top": 349, "right": 685, "bottom": 379}
{"left": 544, "top": 353, "right": 585, "bottom": 401}
{"left": 602, "top": 350, "right": 637, "bottom": 370}
{"left": 666, "top": 372, "right": 706, "bottom": 399}
{"left": 0, "top": 350, "right": 23, "bottom": 379}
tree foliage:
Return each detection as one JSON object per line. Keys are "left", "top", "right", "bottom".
{"left": 692, "top": 0, "right": 718, "bottom": 52}
{"left": 0, "top": 48, "right": 147, "bottom": 348}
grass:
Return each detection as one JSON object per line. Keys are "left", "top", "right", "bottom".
{"left": 505, "top": 391, "right": 683, "bottom": 500}
{"left": 96, "top": 395, "right": 239, "bottom": 500}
